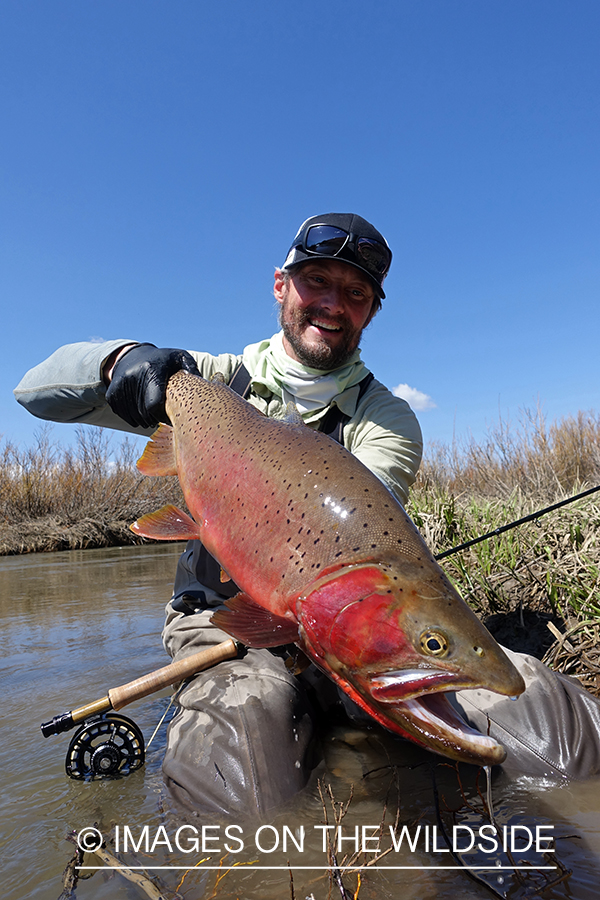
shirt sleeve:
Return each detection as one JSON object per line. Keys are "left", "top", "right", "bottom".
{"left": 13, "top": 341, "right": 242, "bottom": 435}
{"left": 343, "top": 379, "right": 423, "bottom": 507}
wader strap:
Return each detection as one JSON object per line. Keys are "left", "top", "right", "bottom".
{"left": 318, "top": 372, "right": 374, "bottom": 444}
{"left": 227, "top": 361, "right": 253, "bottom": 399}
{"left": 188, "top": 365, "right": 374, "bottom": 601}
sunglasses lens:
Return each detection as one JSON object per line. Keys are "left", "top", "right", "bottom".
{"left": 305, "top": 225, "right": 348, "bottom": 255}
{"left": 356, "top": 238, "right": 391, "bottom": 276}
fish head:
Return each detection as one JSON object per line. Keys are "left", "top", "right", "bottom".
{"left": 297, "top": 559, "right": 525, "bottom": 766}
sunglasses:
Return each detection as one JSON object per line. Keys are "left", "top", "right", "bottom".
{"left": 298, "top": 224, "right": 392, "bottom": 280}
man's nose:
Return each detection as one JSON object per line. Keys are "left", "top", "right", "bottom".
{"left": 319, "top": 283, "right": 345, "bottom": 313}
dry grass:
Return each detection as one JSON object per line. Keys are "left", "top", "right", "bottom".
{"left": 0, "top": 426, "right": 183, "bottom": 554}
{"left": 418, "top": 404, "right": 600, "bottom": 500}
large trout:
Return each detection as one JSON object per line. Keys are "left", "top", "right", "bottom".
{"left": 132, "top": 370, "right": 525, "bottom": 766}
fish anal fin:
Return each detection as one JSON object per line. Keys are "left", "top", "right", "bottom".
{"left": 136, "top": 423, "right": 177, "bottom": 476}
{"left": 220, "top": 568, "right": 232, "bottom": 583}
{"left": 131, "top": 505, "right": 202, "bottom": 541}
{"left": 211, "top": 594, "right": 299, "bottom": 648}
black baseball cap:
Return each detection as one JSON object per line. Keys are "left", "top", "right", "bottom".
{"left": 281, "top": 213, "right": 392, "bottom": 299}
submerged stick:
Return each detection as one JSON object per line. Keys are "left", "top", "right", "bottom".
{"left": 84, "top": 844, "right": 167, "bottom": 900}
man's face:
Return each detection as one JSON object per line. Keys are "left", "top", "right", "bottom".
{"left": 274, "top": 260, "right": 376, "bottom": 370}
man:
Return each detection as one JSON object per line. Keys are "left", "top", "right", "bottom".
{"left": 14, "top": 212, "right": 600, "bottom": 815}
{"left": 15, "top": 214, "right": 423, "bottom": 814}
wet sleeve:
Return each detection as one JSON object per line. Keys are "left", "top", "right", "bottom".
{"left": 344, "top": 382, "right": 423, "bottom": 507}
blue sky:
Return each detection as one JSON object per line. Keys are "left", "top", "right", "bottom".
{"left": 2, "top": 0, "right": 599, "bottom": 457}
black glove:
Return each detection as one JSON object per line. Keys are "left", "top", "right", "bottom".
{"left": 105, "top": 343, "right": 200, "bottom": 428}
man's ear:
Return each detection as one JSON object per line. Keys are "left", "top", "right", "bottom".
{"left": 273, "top": 268, "right": 286, "bottom": 303}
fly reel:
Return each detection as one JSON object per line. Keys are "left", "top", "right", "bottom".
{"left": 65, "top": 713, "right": 145, "bottom": 780}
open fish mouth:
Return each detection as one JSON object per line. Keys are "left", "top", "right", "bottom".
{"left": 356, "top": 668, "right": 509, "bottom": 766}
{"left": 394, "top": 692, "right": 504, "bottom": 764}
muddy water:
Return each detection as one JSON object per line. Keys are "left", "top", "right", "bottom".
{"left": 1, "top": 544, "right": 599, "bottom": 900}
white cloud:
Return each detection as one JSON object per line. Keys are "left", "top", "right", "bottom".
{"left": 392, "top": 383, "right": 436, "bottom": 411}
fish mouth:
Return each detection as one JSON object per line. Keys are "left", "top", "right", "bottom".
{"left": 346, "top": 668, "right": 510, "bottom": 766}
{"left": 388, "top": 691, "right": 504, "bottom": 765}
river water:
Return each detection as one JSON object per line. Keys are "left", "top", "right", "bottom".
{"left": 1, "top": 544, "right": 599, "bottom": 900}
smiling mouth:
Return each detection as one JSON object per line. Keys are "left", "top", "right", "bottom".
{"left": 309, "top": 317, "right": 342, "bottom": 333}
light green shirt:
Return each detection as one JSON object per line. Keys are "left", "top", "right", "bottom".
{"left": 14, "top": 336, "right": 422, "bottom": 505}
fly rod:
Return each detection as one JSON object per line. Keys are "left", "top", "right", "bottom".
{"left": 41, "top": 638, "right": 243, "bottom": 738}
{"left": 435, "top": 483, "right": 600, "bottom": 561}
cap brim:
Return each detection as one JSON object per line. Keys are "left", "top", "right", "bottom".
{"left": 282, "top": 249, "right": 386, "bottom": 299}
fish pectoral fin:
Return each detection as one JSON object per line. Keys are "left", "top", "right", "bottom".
{"left": 130, "top": 505, "right": 203, "bottom": 541}
{"left": 136, "top": 423, "right": 178, "bottom": 476}
{"left": 211, "top": 594, "right": 299, "bottom": 648}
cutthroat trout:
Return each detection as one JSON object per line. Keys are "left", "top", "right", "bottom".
{"left": 132, "top": 370, "right": 525, "bottom": 766}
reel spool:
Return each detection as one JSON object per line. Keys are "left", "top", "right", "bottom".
{"left": 65, "top": 713, "right": 145, "bottom": 780}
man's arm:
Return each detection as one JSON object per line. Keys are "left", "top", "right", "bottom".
{"left": 14, "top": 341, "right": 242, "bottom": 434}
{"left": 343, "top": 380, "right": 423, "bottom": 507}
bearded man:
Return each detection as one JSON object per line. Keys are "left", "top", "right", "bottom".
{"left": 16, "top": 214, "right": 424, "bottom": 813}
{"left": 16, "top": 212, "right": 600, "bottom": 815}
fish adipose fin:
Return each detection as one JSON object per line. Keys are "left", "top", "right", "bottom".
{"left": 211, "top": 594, "right": 299, "bottom": 647}
{"left": 136, "top": 423, "right": 178, "bottom": 476}
{"left": 131, "top": 504, "right": 202, "bottom": 541}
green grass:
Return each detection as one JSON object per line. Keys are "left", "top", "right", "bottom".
{"left": 407, "top": 407, "right": 600, "bottom": 689}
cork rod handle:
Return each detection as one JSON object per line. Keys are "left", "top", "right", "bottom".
{"left": 108, "top": 639, "right": 240, "bottom": 709}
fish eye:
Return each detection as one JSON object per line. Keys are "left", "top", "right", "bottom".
{"left": 419, "top": 630, "right": 449, "bottom": 658}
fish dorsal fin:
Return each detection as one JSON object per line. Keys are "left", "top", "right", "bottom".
{"left": 136, "top": 423, "right": 177, "bottom": 476}
{"left": 210, "top": 371, "right": 226, "bottom": 383}
{"left": 130, "top": 504, "right": 203, "bottom": 541}
{"left": 211, "top": 594, "right": 300, "bottom": 648}
{"left": 283, "top": 401, "right": 304, "bottom": 426}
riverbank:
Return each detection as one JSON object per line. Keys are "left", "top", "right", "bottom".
{"left": 408, "top": 407, "right": 600, "bottom": 692}
{"left": 3, "top": 410, "right": 599, "bottom": 690}
{"left": 0, "top": 426, "right": 184, "bottom": 555}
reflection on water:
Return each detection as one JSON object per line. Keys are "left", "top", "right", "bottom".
{"left": 1, "top": 544, "right": 599, "bottom": 899}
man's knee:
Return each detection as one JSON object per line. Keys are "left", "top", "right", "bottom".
{"left": 163, "top": 650, "right": 318, "bottom": 815}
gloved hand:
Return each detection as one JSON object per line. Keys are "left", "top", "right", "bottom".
{"left": 105, "top": 343, "right": 200, "bottom": 428}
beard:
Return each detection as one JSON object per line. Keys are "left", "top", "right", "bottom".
{"left": 278, "top": 296, "right": 365, "bottom": 370}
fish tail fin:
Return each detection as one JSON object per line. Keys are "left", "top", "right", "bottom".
{"left": 136, "top": 423, "right": 177, "bottom": 476}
